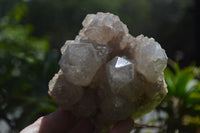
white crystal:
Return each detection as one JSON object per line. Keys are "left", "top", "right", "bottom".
{"left": 135, "top": 35, "right": 168, "bottom": 83}
{"left": 59, "top": 43, "right": 102, "bottom": 86}
{"left": 75, "top": 35, "right": 91, "bottom": 43}
{"left": 80, "top": 12, "right": 128, "bottom": 45}
{"left": 95, "top": 45, "right": 109, "bottom": 61}
{"left": 115, "top": 57, "right": 132, "bottom": 68}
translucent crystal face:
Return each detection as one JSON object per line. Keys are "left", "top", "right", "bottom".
{"left": 106, "top": 57, "right": 134, "bottom": 93}
{"left": 60, "top": 40, "right": 76, "bottom": 54}
{"left": 59, "top": 43, "right": 102, "bottom": 86}
{"left": 135, "top": 35, "right": 168, "bottom": 82}
{"left": 49, "top": 12, "right": 168, "bottom": 130}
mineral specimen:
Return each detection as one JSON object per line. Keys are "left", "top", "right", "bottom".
{"left": 48, "top": 12, "right": 168, "bottom": 131}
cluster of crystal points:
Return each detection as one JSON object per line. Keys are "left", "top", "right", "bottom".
{"left": 49, "top": 12, "right": 168, "bottom": 129}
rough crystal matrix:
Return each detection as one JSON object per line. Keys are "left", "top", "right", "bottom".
{"left": 49, "top": 12, "right": 168, "bottom": 130}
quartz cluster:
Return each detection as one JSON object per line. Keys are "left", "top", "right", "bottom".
{"left": 49, "top": 12, "right": 168, "bottom": 129}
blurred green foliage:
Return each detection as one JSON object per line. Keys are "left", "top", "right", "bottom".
{"left": 158, "top": 61, "right": 200, "bottom": 132}
{"left": 133, "top": 62, "right": 200, "bottom": 133}
{"left": 0, "top": 2, "right": 59, "bottom": 132}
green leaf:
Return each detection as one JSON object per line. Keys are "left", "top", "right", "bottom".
{"left": 164, "top": 68, "right": 176, "bottom": 95}
{"left": 176, "top": 71, "right": 194, "bottom": 98}
{"left": 185, "top": 79, "right": 199, "bottom": 94}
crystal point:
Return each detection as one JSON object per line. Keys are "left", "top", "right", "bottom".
{"left": 107, "top": 57, "right": 134, "bottom": 92}
{"left": 115, "top": 57, "right": 132, "bottom": 68}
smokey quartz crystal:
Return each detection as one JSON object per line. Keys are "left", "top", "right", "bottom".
{"left": 59, "top": 43, "right": 102, "bottom": 86}
{"left": 106, "top": 57, "right": 135, "bottom": 95}
{"left": 48, "top": 12, "right": 168, "bottom": 131}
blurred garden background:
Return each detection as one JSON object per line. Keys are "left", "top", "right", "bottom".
{"left": 0, "top": 0, "right": 200, "bottom": 132}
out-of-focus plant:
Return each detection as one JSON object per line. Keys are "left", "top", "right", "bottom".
{"left": 158, "top": 60, "right": 200, "bottom": 133}
{"left": 0, "top": 2, "right": 59, "bottom": 132}
{"left": 134, "top": 62, "right": 200, "bottom": 133}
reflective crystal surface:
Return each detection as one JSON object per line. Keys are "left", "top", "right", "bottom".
{"left": 59, "top": 43, "right": 102, "bottom": 86}
{"left": 48, "top": 12, "right": 168, "bottom": 131}
{"left": 106, "top": 57, "right": 134, "bottom": 93}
